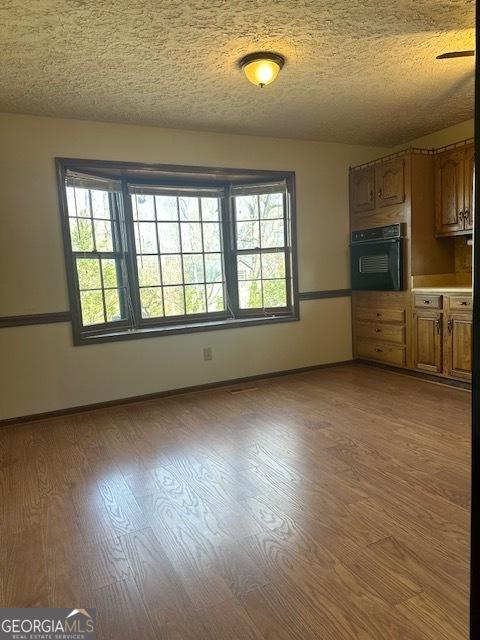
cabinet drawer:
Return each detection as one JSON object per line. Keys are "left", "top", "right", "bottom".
{"left": 356, "top": 340, "right": 406, "bottom": 366}
{"left": 414, "top": 294, "right": 442, "bottom": 309}
{"left": 449, "top": 295, "right": 472, "bottom": 312}
{"left": 355, "top": 307, "right": 405, "bottom": 323}
{"left": 356, "top": 321, "right": 405, "bottom": 345}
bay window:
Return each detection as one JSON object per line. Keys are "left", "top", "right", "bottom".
{"left": 56, "top": 159, "right": 298, "bottom": 344}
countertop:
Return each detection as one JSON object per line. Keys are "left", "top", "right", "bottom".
{"left": 411, "top": 286, "right": 472, "bottom": 293}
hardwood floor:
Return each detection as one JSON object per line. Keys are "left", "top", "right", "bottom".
{"left": 0, "top": 363, "right": 470, "bottom": 639}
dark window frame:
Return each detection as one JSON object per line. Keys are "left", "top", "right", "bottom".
{"left": 56, "top": 158, "right": 299, "bottom": 345}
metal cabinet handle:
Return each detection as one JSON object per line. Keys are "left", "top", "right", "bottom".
{"left": 377, "top": 188, "right": 383, "bottom": 199}
{"left": 460, "top": 301, "right": 468, "bottom": 306}
{"left": 374, "top": 328, "right": 382, "bottom": 333}
{"left": 448, "top": 319, "right": 453, "bottom": 334}
{"left": 374, "top": 348, "right": 383, "bottom": 353}
{"left": 435, "top": 318, "right": 441, "bottom": 334}
{"left": 376, "top": 312, "right": 382, "bottom": 317}
{"left": 423, "top": 300, "right": 431, "bottom": 304}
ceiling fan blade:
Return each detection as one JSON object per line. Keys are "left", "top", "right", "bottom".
{"left": 436, "top": 50, "right": 475, "bottom": 59}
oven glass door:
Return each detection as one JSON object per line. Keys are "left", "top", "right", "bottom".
{"left": 350, "top": 239, "right": 402, "bottom": 291}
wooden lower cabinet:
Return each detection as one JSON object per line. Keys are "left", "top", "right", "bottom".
{"left": 356, "top": 340, "right": 406, "bottom": 366}
{"left": 411, "top": 294, "right": 472, "bottom": 382}
{"left": 352, "top": 291, "right": 410, "bottom": 368}
{"left": 413, "top": 311, "right": 442, "bottom": 373}
{"left": 445, "top": 313, "right": 472, "bottom": 380}
{"left": 353, "top": 290, "right": 471, "bottom": 383}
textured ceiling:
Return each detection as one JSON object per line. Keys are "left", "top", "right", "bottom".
{"left": 0, "top": 0, "right": 475, "bottom": 146}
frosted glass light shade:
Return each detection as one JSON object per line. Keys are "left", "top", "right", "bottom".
{"left": 239, "top": 52, "right": 285, "bottom": 88}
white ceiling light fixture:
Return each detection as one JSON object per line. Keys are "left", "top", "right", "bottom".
{"left": 239, "top": 52, "right": 285, "bottom": 88}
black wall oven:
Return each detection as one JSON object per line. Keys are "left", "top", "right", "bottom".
{"left": 350, "top": 224, "right": 404, "bottom": 291}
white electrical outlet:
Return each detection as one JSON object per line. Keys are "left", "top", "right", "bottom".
{"left": 203, "top": 347, "right": 213, "bottom": 361}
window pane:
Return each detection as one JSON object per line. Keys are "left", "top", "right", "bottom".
{"left": 133, "top": 194, "right": 155, "bottom": 221}
{"left": 140, "top": 287, "right": 163, "bottom": 318}
{"left": 239, "top": 280, "right": 262, "bottom": 309}
{"left": 136, "top": 222, "right": 158, "bottom": 254}
{"left": 237, "top": 254, "right": 261, "bottom": 280}
{"left": 206, "top": 282, "right": 225, "bottom": 312}
{"left": 70, "top": 218, "right": 94, "bottom": 251}
{"left": 261, "top": 219, "right": 284, "bottom": 248}
{"left": 203, "top": 222, "right": 221, "bottom": 252}
{"left": 68, "top": 187, "right": 90, "bottom": 217}
{"left": 201, "top": 197, "right": 220, "bottom": 221}
{"left": 155, "top": 196, "right": 178, "bottom": 221}
{"left": 205, "top": 253, "right": 223, "bottom": 283}
{"left": 183, "top": 254, "right": 204, "bottom": 284}
{"left": 66, "top": 187, "right": 77, "bottom": 217}
{"left": 77, "top": 258, "right": 101, "bottom": 290}
{"left": 164, "top": 286, "right": 185, "bottom": 316}
{"left": 105, "top": 289, "right": 124, "bottom": 321}
{"left": 102, "top": 258, "right": 119, "bottom": 288}
{"left": 237, "top": 221, "right": 259, "bottom": 250}
{"left": 263, "top": 279, "right": 287, "bottom": 307}
{"left": 158, "top": 223, "right": 180, "bottom": 253}
{"left": 236, "top": 195, "right": 258, "bottom": 220}
{"left": 161, "top": 255, "right": 183, "bottom": 285}
{"left": 80, "top": 290, "right": 105, "bottom": 325}
{"left": 178, "top": 197, "right": 200, "bottom": 221}
{"left": 181, "top": 222, "right": 202, "bottom": 252}
{"left": 262, "top": 252, "right": 286, "bottom": 279}
{"left": 259, "top": 193, "right": 283, "bottom": 219}
{"left": 94, "top": 219, "right": 114, "bottom": 251}
{"left": 185, "top": 285, "right": 206, "bottom": 314}
{"left": 137, "top": 255, "right": 161, "bottom": 286}
{"left": 91, "top": 190, "right": 111, "bottom": 219}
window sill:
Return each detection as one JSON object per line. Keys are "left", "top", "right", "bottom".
{"left": 75, "top": 312, "right": 299, "bottom": 345}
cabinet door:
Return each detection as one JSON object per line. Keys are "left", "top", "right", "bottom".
{"left": 434, "top": 148, "right": 465, "bottom": 235}
{"left": 413, "top": 311, "right": 442, "bottom": 373}
{"left": 463, "top": 144, "right": 474, "bottom": 231}
{"left": 350, "top": 166, "right": 375, "bottom": 214}
{"left": 445, "top": 313, "right": 472, "bottom": 380}
{"left": 375, "top": 158, "right": 405, "bottom": 208}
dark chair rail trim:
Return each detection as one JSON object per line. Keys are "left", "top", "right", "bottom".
{"left": 0, "top": 312, "right": 72, "bottom": 328}
{"left": 0, "top": 359, "right": 354, "bottom": 427}
{"left": 1, "top": 292, "right": 349, "bottom": 329}
{"left": 298, "top": 289, "right": 351, "bottom": 300}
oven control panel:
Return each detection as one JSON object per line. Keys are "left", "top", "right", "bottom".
{"left": 351, "top": 224, "right": 403, "bottom": 244}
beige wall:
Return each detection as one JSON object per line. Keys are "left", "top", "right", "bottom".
{"left": 406, "top": 118, "right": 474, "bottom": 149}
{"left": 0, "top": 113, "right": 390, "bottom": 420}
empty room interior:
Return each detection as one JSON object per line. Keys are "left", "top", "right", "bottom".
{"left": 0, "top": 2, "right": 476, "bottom": 639}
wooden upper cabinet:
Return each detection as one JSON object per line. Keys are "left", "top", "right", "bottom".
{"left": 463, "top": 144, "right": 474, "bottom": 231}
{"left": 413, "top": 311, "right": 443, "bottom": 374}
{"left": 350, "top": 166, "right": 375, "bottom": 215}
{"left": 445, "top": 313, "right": 472, "bottom": 380}
{"left": 434, "top": 146, "right": 473, "bottom": 235}
{"left": 375, "top": 158, "right": 405, "bottom": 208}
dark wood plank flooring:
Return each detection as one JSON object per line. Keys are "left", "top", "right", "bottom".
{"left": 0, "top": 364, "right": 470, "bottom": 639}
